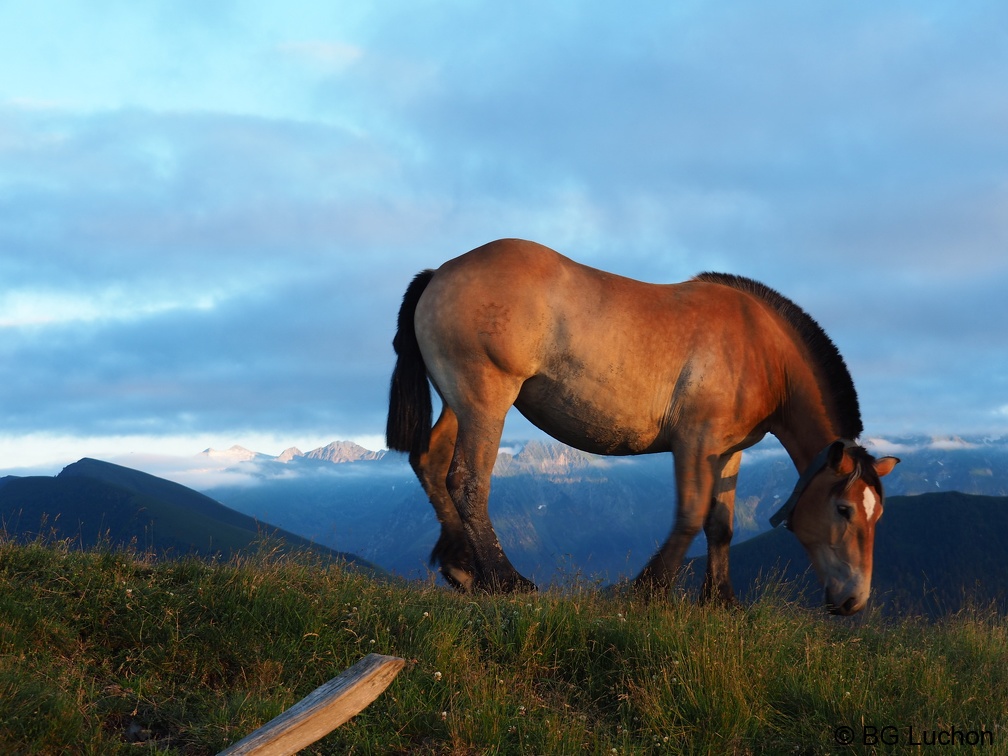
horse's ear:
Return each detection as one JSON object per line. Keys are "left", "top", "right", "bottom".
{"left": 873, "top": 456, "right": 899, "bottom": 477}
{"left": 827, "top": 440, "right": 855, "bottom": 475}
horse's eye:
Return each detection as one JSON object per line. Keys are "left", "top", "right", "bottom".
{"left": 836, "top": 503, "right": 854, "bottom": 521}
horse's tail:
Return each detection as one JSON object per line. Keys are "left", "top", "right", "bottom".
{"left": 386, "top": 269, "right": 436, "bottom": 455}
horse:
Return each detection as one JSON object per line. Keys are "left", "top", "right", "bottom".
{"left": 385, "top": 239, "right": 898, "bottom": 615}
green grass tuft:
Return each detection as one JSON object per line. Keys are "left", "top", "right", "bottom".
{"left": 1, "top": 536, "right": 1005, "bottom": 754}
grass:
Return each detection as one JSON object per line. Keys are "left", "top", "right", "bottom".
{"left": 1, "top": 536, "right": 1006, "bottom": 755}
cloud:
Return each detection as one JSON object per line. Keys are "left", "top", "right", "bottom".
{"left": 0, "top": 100, "right": 423, "bottom": 449}
{"left": 277, "top": 41, "right": 363, "bottom": 72}
{"left": 928, "top": 437, "right": 979, "bottom": 451}
{"left": 0, "top": 279, "right": 397, "bottom": 436}
{"left": 1, "top": 0, "right": 1007, "bottom": 471}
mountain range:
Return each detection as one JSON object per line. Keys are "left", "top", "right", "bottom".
{"left": 197, "top": 435, "right": 1008, "bottom": 576}
{"left": 2, "top": 435, "right": 1006, "bottom": 617}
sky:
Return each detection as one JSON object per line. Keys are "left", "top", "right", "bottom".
{"left": 1, "top": 1, "right": 1007, "bottom": 478}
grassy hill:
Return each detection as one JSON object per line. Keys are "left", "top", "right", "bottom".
{"left": 1, "top": 538, "right": 1005, "bottom": 754}
{"left": 0, "top": 458, "right": 372, "bottom": 569}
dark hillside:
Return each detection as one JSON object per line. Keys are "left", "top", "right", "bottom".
{"left": 60, "top": 458, "right": 257, "bottom": 531}
{"left": 0, "top": 459, "right": 375, "bottom": 569}
{"left": 690, "top": 492, "right": 1008, "bottom": 617}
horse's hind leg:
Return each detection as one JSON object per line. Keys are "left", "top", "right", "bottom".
{"left": 701, "top": 451, "right": 741, "bottom": 606}
{"left": 448, "top": 414, "right": 536, "bottom": 593}
{"left": 410, "top": 406, "right": 475, "bottom": 591}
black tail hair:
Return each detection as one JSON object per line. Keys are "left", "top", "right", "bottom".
{"left": 385, "top": 270, "right": 436, "bottom": 454}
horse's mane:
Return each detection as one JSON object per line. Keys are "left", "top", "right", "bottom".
{"left": 692, "top": 272, "right": 863, "bottom": 439}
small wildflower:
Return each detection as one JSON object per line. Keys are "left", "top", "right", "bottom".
{"left": 441, "top": 711, "right": 447, "bottom": 721}
{"left": 434, "top": 671, "right": 442, "bottom": 681}
{"left": 423, "top": 611, "right": 430, "bottom": 618}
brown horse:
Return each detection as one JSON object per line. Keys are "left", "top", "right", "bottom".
{"left": 386, "top": 239, "right": 898, "bottom": 615}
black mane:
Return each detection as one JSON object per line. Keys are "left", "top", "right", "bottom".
{"left": 692, "top": 272, "right": 863, "bottom": 439}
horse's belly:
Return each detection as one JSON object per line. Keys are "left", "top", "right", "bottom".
{"left": 514, "top": 378, "right": 664, "bottom": 456}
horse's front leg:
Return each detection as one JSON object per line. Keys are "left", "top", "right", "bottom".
{"left": 700, "top": 451, "right": 741, "bottom": 607}
{"left": 635, "top": 449, "right": 718, "bottom": 594}
{"left": 447, "top": 420, "right": 537, "bottom": 593}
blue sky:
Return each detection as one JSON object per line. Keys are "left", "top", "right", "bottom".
{"left": 1, "top": 1, "right": 1007, "bottom": 473}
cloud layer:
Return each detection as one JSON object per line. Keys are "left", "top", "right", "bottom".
{"left": 1, "top": 1, "right": 1007, "bottom": 469}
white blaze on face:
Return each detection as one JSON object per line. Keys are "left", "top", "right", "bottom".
{"left": 862, "top": 487, "right": 879, "bottom": 520}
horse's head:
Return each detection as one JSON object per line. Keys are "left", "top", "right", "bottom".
{"left": 775, "top": 441, "right": 899, "bottom": 615}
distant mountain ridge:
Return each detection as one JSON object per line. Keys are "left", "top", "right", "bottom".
{"left": 0, "top": 458, "right": 376, "bottom": 571}
{"left": 195, "top": 438, "right": 598, "bottom": 473}
{"left": 197, "top": 433, "right": 1008, "bottom": 491}
{"left": 199, "top": 441, "right": 389, "bottom": 466}
{"left": 198, "top": 445, "right": 266, "bottom": 464}
{"left": 304, "top": 441, "right": 385, "bottom": 464}
{"left": 493, "top": 439, "right": 598, "bottom": 478}
{"left": 198, "top": 434, "right": 1008, "bottom": 617}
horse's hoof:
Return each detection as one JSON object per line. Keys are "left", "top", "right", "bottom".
{"left": 441, "top": 565, "right": 475, "bottom": 592}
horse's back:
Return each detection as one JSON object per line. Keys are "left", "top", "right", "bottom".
{"left": 433, "top": 238, "right": 579, "bottom": 288}
{"left": 416, "top": 239, "right": 641, "bottom": 361}
{"left": 425, "top": 238, "right": 658, "bottom": 314}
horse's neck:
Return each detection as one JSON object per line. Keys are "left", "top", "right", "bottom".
{"left": 774, "top": 386, "right": 841, "bottom": 473}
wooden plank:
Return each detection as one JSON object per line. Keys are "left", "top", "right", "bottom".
{"left": 218, "top": 653, "right": 405, "bottom": 756}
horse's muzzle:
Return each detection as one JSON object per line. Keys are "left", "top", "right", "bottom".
{"left": 828, "top": 596, "right": 861, "bottom": 616}
{"left": 824, "top": 573, "right": 871, "bottom": 615}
